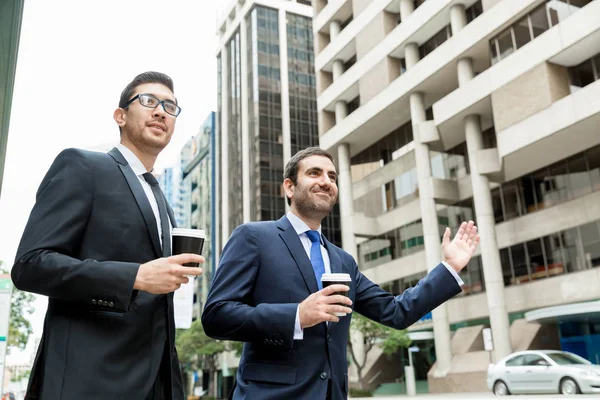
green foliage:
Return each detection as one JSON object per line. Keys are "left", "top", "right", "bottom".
{"left": 349, "top": 388, "right": 373, "bottom": 397}
{"left": 349, "top": 313, "right": 412, "bottom": 357}
{"left": 227, "top": 340, "right": 244, "bottom": 357}
{"left": 10, "top": 368, "right": 30, "bottom": 382}
{"left": 176, "top": 319, "right": 225, "bottom": 368}
{"left": 0, "top": 261, "right": 35, "bottom": 353}
{"left": 381, "top": 329, "right": 412, "bottom": 355}
{"left": 348, "top": 314, "right": 412, "bottom": 389}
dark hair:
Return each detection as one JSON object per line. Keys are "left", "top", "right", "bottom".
{"left": 283, "top": 147, "right": 335, "bottom": 205}
{"left": 118, "top": 71, "right": 175, "bottom": 109}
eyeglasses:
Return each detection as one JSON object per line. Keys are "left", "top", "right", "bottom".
{"left": 124, "top": 93, "right": 182, "bottom": 117}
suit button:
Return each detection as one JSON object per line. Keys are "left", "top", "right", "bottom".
{"left": 91, "top": 299, "right": 97, "bottom": 305}
{"left": 320, "top": 372, "right": 328, "bottom": 380}
{"left": 328, "top": 335, "right": 332, "bottom": 342}
{"left": 109, "top": 302, "right": 114, "bottom": 308}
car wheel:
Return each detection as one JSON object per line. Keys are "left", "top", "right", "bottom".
{"left": 493, "top": 380, "right": 510, "bottom": 396}
{"left": 560, "top": 377, "right": 581, "bottom": 395}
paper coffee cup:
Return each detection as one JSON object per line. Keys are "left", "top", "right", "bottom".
{"left": 171, "top": 228, "right": 206, "bottom": 267}
{"left": 321, "top": 273, "right": 352, "bottom": 317}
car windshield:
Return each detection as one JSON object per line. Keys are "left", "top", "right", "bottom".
{"left": 546, "top": 352, "right": 590, "bottom": 365}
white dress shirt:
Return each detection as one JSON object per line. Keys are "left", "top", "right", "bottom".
{"left": 287, "top": 211, "right": 464, "bottom": 341}
{"left": 116, "top": 144, "right": 169, "bottom": 246}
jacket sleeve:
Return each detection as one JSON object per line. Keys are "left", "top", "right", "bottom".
{"left": 353, "top": 259, "right": 462, "bottom": 329}
{"left": 11, "top": 149, "right": 140, "bottom": 312}
{"left": 201, "top": 223, "right": 297, "bottom": 348}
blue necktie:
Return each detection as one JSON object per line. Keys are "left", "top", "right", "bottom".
{"left": 306, "top": 230, "right": 326, "bottom": 290}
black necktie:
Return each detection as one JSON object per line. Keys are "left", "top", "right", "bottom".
{"left": 143, "top": 172, "right": 171, "bottom": 257}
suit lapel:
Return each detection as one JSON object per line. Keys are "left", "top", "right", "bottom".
{"left": 108, "top": 147, "right": 162, "bottom": 258}
{"left": 277, "top": 216, "right": 319, "bottom": 294}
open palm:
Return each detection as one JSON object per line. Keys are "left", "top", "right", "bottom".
{"left": 442, "top": 221, "right": 480, "bottom": 273}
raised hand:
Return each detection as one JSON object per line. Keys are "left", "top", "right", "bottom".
{"left": 441, "top": 221, "right": 480, "bottom": 273}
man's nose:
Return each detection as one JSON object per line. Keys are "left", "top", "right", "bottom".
{"left": 153, "top": 104, "right": 167, "bottom": 119}
{"left": 320, "top": 175, "right": 334, "bottom": 186}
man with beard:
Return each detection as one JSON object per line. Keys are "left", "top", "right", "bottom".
{"left": 202, "top": 147, "right": 480, "bottom": 400}
{"left": 12, "top": 71, "right": 203, "bottom": 400}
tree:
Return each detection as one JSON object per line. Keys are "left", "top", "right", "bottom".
{"left": 0, "top": 261, "right": 36, "bottom": 353}
{"left": 176, "top": 319, "right": 230, "bottom": 397}
{"left": 347, "top": 314, "right": 412, "bottom": 390}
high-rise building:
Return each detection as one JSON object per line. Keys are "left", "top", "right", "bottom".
{"left": 312, "top": 0, "right": 600, "bottom": 393}
{"left": 157, "top": 166, "right": 180, "bottom": 216}
{"left": 215, "top": 0, "right": 341, "bottom": 269}
{"left": 179, "top": 113, "right": 216, "bottom": 317}
{"left": 0, "top": 0, "right": 25, "bottom": 196}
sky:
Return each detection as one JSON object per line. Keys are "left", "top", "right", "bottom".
{"left": 0, "top": 0, "right": 220, "bottom": 363}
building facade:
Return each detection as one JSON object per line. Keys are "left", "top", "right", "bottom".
{"left": 157, "top": 166, "right": 181, "bottom": 218}
{"left": 0, "top": 0, "right": 25, "bottom": 196}
{"left": 215, "top": 0, "right": 341, "bottom": 270}
{"left": 179, "top": 113, "right": 217, "bottom": 318}
{"left": 312, "top": 0, "right": 600, "bottom": 393}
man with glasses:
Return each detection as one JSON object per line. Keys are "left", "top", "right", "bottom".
{"left": 12, "top": 71, "right": 202, "bottom": 400}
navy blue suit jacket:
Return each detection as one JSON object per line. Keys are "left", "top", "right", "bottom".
{"left": 201, "top": 216, "right": 461, "bottom": 400}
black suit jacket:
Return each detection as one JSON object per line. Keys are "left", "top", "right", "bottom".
{"left": 201, "top": 216, "right": 462, "bottom": 400}
{"left": 12, "top": 147, "right": 184, "bottom": 400}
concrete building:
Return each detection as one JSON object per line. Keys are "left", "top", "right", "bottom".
{"left": 0, "top": 0, "right": 25, "bottom": 197}
{"left": 179, "top": 113, "right": 216, "bottom": 319}
{"left": 312, "top": 0, "right": 600, "bottom": 393}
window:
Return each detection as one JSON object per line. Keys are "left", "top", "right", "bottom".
{"left": 419, "top": 25, "right": 452, "bottom": 59}
{"left": 489, "top": 1, "right": 569, "bottom": 65}
{"left": 506, "top": 355, "right": 525, "bottom": 367}
{"left": 529, "top": 5, "right": 550, "bottom": 38}
{"left": 466, "top": 1, "right": 483, "bottom": 23}
{"left": 569, "top": 56, "right": 598, "bottom": 89}
{"left": 524, "top": 354, "right": 550, "bottom": 366}
{"left": 513, "top": 16, "right": 532, "bottom": 49}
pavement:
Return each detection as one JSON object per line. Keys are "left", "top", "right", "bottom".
{"left": 352, "top": 393, "right": 600, "bottom": 399}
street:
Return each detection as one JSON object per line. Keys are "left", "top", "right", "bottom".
{"left": 353, "top": 393, "right": 600, "bottom": 399}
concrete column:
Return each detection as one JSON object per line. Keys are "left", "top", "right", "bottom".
{"left": 330, "top": 19, "right": 342, "bottom": 40}
{"left": 452, "top": 1, "right": 512, "bottom": 361}
{"left": 465, "top": 115, "right": 512, "bottom": 361}
{"left": 410, "top": 91, "right": 453, "bottom": 376}
{"left": 332, "top": 59, "right": 345, "bottom": 81}
{"left": 339, "top": 142, "right": 364, "bottom": 381}
{"left": 337, "top": 143, "right": 358, "bottom": 260}
{"left": 240, "top": 17, "right": 251, "bottom": 223}
{"left": 457, "top": 57, "right": 475, "bottom": 87}
{"left": 279, "top": 9, "right": 292, "bottom": 167}
{"left": 404, "top": 43, "right": 420, "bottom": 70}
{"left": 335, "top": 101, "right": 348, "bottom": 123}
{"left": 399, "top": 0, "right": 415, "bottom": 22}
{"left": 449, "top": 4, "right": 467, "bottom": 35}
{"left": 220, "top": 46, "right": 230, "bottom": 246}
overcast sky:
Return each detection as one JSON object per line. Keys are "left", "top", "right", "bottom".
{"left": 0, "top": 0, "right": 219, "bottom": 363}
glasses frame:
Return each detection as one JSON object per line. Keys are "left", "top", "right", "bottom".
{"left": 124, "top": 93, "right": 182, "bottom": 117}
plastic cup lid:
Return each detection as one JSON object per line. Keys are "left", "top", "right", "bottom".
{"left": 172, "top": 228, "right": 206, "bottom": 239}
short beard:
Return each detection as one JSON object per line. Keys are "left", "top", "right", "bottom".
{"left": 294, "top": 190, "right": 336, "bottom": 221}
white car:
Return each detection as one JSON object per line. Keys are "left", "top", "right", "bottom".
{"left": 487, "top": 350, "right": 600, "bottom": 395}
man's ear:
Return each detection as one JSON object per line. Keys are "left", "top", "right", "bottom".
{"left": 283, "top": 178, "right": 294, "bottom": 203}
{"left": 113, "top": 108, "right": 126, "bottom": 128}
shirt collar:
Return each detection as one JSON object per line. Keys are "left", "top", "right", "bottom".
{"left": 286, "top": 211, "right": 322, "bottom": 240}
{"left": 117, "top": 143, "right": 151, "bottom": 176}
